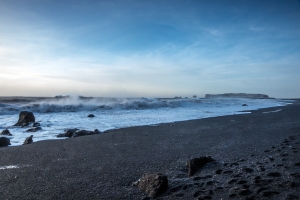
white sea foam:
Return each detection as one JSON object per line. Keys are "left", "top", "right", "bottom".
{"left": 0, "top": 97, "right": 292, "bottom": 146}
{"left": 0, "top": 165, "right": 19, "bottom": 170}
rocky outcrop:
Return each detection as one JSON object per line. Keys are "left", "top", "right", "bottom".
{"left": 187, "top": 156, "right": 215, "bottom": 177}
{"left": 0, "top": 137, "right": 11, "bottom": 147}
{"left": 72, "top": 130, "right": 95, "bottom": 138}
{"left": 133, "top": 173, "right": 168, "bottom": 197}
{"left": 14, "top": 111, "right": 35, "bottom": 127}
{"left": 32, "top": 122, "right": 41, "bottom": 127}
{"left": 1, "top": 129, "right": 12, "bottom": 136}
{"left": 57, "top": 128, "right": 79, "bottom": 138}
{"left": 57, "top": 129, "right": 101, "bottom": 138}
{"left": 205, "top": 93, "right": 270, "bottom": 99}
{"left": 26, "top": 127, "right": 42, "bottom": 132}
{"left": 23, "top": 135, "right": 33, "bottom": 145}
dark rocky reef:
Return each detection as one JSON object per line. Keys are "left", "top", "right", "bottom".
{"left": 1, "top": 129, "right": 12, "bottom": 136}
{"left": 133, "top": 173, "right": 168, "bottom": 197}
{"left": 0, "top": 137, "right": 11, "bottom": 147}
{"left": 57, "top": 129, "right": 101, "bottom": 138}
{"left": 205, "top": 93, "right": 271, "bottom": 99}
{"left": 26, "top": 127, "right": 42, "bottom": 132}
{"left": 14, "top": 111, "right": 35, "bottom": 127}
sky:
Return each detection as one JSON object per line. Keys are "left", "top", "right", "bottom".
{"left": 0, "top": 0, "right": 300, "bottom": 98}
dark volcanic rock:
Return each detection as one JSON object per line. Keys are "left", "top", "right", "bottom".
{"left": 187, "top": 156, "right": 215, "bottom": 177}
{"left": 32, "top": 122, "right": 41, "bottom": 127}
{"left": 57, "top": 128, "right": 79, "bottom": 138}
{"left": 23, "top": 135, "right": 33, "bottom": 145}
{"left": 57, "top": 129, "right": 102, "bottom": 138}
{"left": 1, "top": 129, "right": 12, "bottom": 136}
{"left": 26, "top": 127, "right": 42, "bottom": 132}
{"left": 133, "top": 173, "right": 168, "bottom": 197}
{"left": 87, "top": 114, "right": 95, "bottom": 118}
{"left": 0, "top": 137, "right": 11, "bottom": 147}
{"left": 94, "top": 129, "right": 101, "bottom": 134}
{"left": 72, "top": 130, "right": 95, "bottom": 138}
{"left": 14, "top": 111, "right": 35, "bottom": 127}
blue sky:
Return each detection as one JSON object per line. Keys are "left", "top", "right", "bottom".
{"left": 0, "top": 0, "right": 300, "bottom": 98}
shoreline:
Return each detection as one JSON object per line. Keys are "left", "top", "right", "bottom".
{"left": 0, "top": 101, "right": 299, "bottom": 199}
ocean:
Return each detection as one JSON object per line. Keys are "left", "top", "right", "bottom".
{"left": 0, "top": 96, "right": 292, "bottom": 146}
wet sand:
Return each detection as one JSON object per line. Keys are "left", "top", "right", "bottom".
{"left": 0, "top": 100, "right": 299, "bottom": 199}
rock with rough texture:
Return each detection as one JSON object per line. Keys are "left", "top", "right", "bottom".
{"left": 57, "top": 128, "right": 79, "bottom": 138}
{"left": 94, "top": 129, "right": 101, "bottom": 134}
{"left": 14, "top": 111, "right": 35, "bottom": 127}
{"left": 32, "top": 122, "right": 41, "bottom": 127}
{"left": 72, "top": 130, "right": 94, "bottom": 138}
{"left": 0, "top": 137, "right": 11, "bottom": 147}
{"left": 187, "top": 156, "right": 215, "bottom": 177}
{"left": 133, "top": 173, "right": 168, "bottom": 197}
{"left": 1, "top": 129, "right": 12, "bottom": 136}
{"left": 23, "top": 135, "right": 33, "bottom": 145}
{"left": 57, "top": 128, "right": 102, "bottom": 138}
{"left": 87, "top": 114, "right": 95, "bottom": 118}
{"left": 26, "top": 127, "right": 42, "bottom": 132}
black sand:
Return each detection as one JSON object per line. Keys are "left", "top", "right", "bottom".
{"left": 0, "top": 100, "right": 300, "bottom": 199}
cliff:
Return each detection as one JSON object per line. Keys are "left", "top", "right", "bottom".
{"left": 205, "top": 93, "right": 270, "bottom": 99}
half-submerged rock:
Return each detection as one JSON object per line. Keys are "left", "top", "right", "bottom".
{"left": 26, "top": 127, "right": 42, "bottom": 132}
{"left": 187, "top": 156, "right": 215, "bottom": 177}
{"left": 1, "top": 129, "right": 12, "bottom": 136}
{"left": 14, "top": 111, "right": 35, "bottom": 127}
{"left": 32, "top": 122, "right": 41, "bottom": 127}
{"left": 23, "top": 135, "right": 33, "bottom": 145}
{"left": 87, "top": 114, "right": 95, "bottom": 118}
{"left": 133, "top": 173, "right": 168, "bottom": 197}
{"left": 0, "top": 137, "right": 11, "bottom": 147}
{"left": 57, "top": 129, "right": 101, "bottom": 138}
{"left": 57, "top": 128, "right": 79, "bottom": 138}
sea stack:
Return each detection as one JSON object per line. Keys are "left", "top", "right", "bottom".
{"left": 14, "top": 111, "right": 35, "bottom": 127}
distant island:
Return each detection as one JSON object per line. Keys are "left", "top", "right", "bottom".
{"left": 205, "top": 93, "right": 271, "bottom": 99}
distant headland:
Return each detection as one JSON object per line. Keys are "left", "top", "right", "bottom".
{"left": 205, "top": 93, "right": 272, "bottom": 99}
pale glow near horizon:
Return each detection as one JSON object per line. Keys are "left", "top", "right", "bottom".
{"left": 0, "top": 0, "right": 300, "bottom": 98}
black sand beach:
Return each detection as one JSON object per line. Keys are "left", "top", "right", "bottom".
{"left": 1, "top": 100, "right": 300, "bottom": 199}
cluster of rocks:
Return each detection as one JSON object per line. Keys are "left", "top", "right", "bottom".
{"left": 57, "top": 128, "right": 101, "bottom": 138}
{"left": 133, "top": 156, "right": 215, "bottom": 197}
{"left": 0, "top": 111, "right": 42, "bottom": 147}
{"left": 0, "top": 111, "right": 101, "bottom": 147}
{"left": 134, "top": 135, "right": 300, "bottom": 199}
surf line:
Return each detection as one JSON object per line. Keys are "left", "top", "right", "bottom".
{"left": 263, "top": 109, "right": 282, "bottom": 114}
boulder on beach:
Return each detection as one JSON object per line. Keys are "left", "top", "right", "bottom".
{"left": 187, "top": 156, "right": 215, "bottom": 177}
{"left": 57, "top": 128, "right": 102, "bottom": 138}
{"left": 72, "top": 130, "right": 94, "bottom": 138}
{"left": 133, "top": 173, "right": 168, "bottom": 197}
{"left": 87, "top": 114, "right": 95, "bottom": 118}
{"left": 0, "top": 137, "right": 11, "bottom": 147}
{"left": 1, "top": 129, "right": 12, "bottom": 136}
{"left": 57, "top": 128, "right": 79, "bottom": 138}
{"left": 26, "top": 127, "right": 42, "bottom": 132}
{"left": 14, "top": 111, "right": 35, "bottom": 127}
{"left": 23, "top": 135, "right": 33, "bottom": 145}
